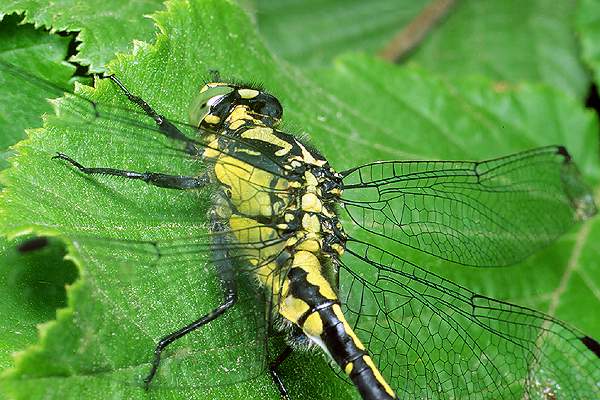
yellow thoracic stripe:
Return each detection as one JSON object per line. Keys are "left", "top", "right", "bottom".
{"left": 214, "top": 155, "right": 289, "bottom": 216}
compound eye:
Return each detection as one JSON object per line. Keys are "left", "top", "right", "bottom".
{"left": 189, "top": 84, "right": 234, "bottom": 126}
{"left": 258, "top": 95, "right": 283, "bottom": 121}
{"left": 265, "top": 100, "right": 282, "bottom": 118}
{"left": 207, "top": 94, "right": 225, "bottom": 107}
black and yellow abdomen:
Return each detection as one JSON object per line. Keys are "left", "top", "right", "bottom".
{"left": 280, "top": 251, "right": 397, "bottom": 400}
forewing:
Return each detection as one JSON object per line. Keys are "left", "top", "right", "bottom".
{"left": 340, "top": 146, "right": 597, "bottom": 267}
{"left": 340, "top": 239, "right": 600, "bottom": 399}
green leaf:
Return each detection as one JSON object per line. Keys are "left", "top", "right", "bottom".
{"left": 0, "top": 0, "right": 598, "bottom": 399}
{"left": 0, "top": 238, "right": 77, "bottom": 370}
{"left": 0, "top": 0, "right": 166, "bottom": 72}
{"left": 0, "top": 14, "right": 73, "bottom": 170}
{"left": 254, "top": 0, "right": 428, "bottom": 68}
{"left": 409, "top": 0, "right": 590, "bottom": 99}
{"left": 0, "top": 15, "right": 76, "bottom": 372}
{"left": 576, "top": 0, "right": 600, "bottom": 86}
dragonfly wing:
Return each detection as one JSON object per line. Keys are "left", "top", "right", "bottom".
{"left": 340, "top": 146, "right": 597, "bottom": 267}
{"left": 339, "top": 238, "right": 600, "bottom": 399}
{"left": 63, "top": 231, "right": 290, "bottom": 390}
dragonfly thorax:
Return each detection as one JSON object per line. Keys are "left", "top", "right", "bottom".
{"left": 277, "top": 163, "right": 346, "bottom": 259}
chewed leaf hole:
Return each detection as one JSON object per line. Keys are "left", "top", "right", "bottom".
{"left": 8, "top": 235, "right": 78, "bottom": 313}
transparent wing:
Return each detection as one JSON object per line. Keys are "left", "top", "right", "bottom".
{"left": 340, "top": 147, "right": 597, "bottom": 267}
{"left": 53, "top": 226, "right": 292, "bottom": 390}
{"left": 340, "top": 238, "right": 600, "bottom": 399}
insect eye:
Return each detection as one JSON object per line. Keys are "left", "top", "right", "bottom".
{"left": 253, "top": 95, "right": 283, "bottom": 122}
{"left": 189, "top": 85, "right": 234, "bottom": 126}
{"left": 207, "top": 95, "right": 225, "bottom": 107}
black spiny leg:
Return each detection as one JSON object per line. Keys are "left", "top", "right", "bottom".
{"left": 106, "top": 75, "right": 199, "bottom": 155}
{"left": 144, "top": 216, "right": 238, "bottom": 389}
{"left": 270, "top": 346, "right": 293, "bottom": 400}
{"left": 53, "top": 153, "right": 208, "bottom": 190}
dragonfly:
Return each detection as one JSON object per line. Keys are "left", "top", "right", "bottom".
{"left": 1, "top": 60, "right": 599, "bottom": 400}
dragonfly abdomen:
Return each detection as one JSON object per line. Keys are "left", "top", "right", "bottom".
{"left": 280, "top": 250, "right": 397, "bottom": 400}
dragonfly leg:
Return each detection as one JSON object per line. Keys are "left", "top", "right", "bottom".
{"left": 269, "top": 346, "right": 293, "bottom": 400}
{"left": 144, "top": 226, "right": 237, "bottom": 389}
{"left": 106, "top": 75, "right": 199, "bottom": 155}
{"left": 53, "top": 152, "right": 207, "bottom": 190}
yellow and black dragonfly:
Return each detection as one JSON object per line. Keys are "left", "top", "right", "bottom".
{"left": 1, "top": 57, "right": 599, "bottom": 400}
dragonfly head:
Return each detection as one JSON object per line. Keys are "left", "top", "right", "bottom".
{"left": 190, "top": 82, "right": 283, "bottom": 129}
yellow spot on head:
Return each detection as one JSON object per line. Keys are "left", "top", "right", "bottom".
{"left": 203, "top": 114, "right": 221, "bottom": 125}
{"left": 238, "top": 88, "right": 260, "bottom": 99}
{"left": 227, "top": 105, "right": 253, "bottom": 124}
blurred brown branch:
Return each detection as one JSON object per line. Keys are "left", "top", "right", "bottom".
{"left": 378, "top": 0, "right": 456, "bottom": 62}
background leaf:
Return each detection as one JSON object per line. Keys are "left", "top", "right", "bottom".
{"left": 253, "top": 0, "right": 591, "bottom": 100}
{"left": 0, "top": 238, "right": 77, "bottom": 370}
{"left": 0, "top": 14, "right": 73, "bottom": 170}
{"left": 254, "top": 0, "right": 428, "bottom": 68}
{"left": 577, "top": 0, "right": 600, "bottom": 86}
{"left": 0, "top": 0, "right": 598, "bottom": 399}
{"left": 0, "top": 15, "right": 77, "bottom": 371}
{"left": 0, "top": 0, "right": 166, "bottom": 72}
{"left": 408, "top": 0, "right": 590, "bottom": 99}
